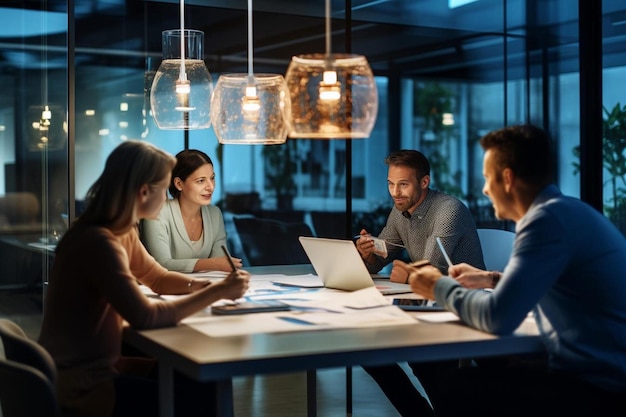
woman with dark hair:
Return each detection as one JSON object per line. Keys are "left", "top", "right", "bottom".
{"left": 142, "top": 149, "right": 242, "bottom": 272}
{"left": 39, "top": 140, "right": 250, "bottom": 416}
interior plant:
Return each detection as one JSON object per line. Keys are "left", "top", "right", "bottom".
{"left": 413, "top": 82, "right": 464, "bottom": 197}
{"left": 262, "top": 140, "right": 299, "bottom": 210}
{"left": 572, "top": 102, "right": 626, "bottom": 233}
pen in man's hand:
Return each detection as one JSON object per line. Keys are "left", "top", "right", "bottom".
{"left": 435, "top": 237, "right": 453, "bottom": 268}
{"left": 221, "top": 245, "right": 238, "bottom": 272}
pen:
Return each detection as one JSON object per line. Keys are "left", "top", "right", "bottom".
{"left": 221, "top": 245, "right": 238, "bottom": 272}
{"left": 435, "top": 237, "right": 453, "bottom": 267}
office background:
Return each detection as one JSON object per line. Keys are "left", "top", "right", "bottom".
{"left": 0, "top": 1, "right": 624, "bottom": 309}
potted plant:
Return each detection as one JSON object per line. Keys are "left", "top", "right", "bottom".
{"left": 262, "top": 140, "right": 299, "bottom": 210}
{"left": 573, "top": 102, "right": 626, "bottom": 233}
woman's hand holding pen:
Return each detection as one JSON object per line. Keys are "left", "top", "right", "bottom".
{"left": 216, "top": 245, "right": 250, "bottom": 300}
{"left": 218, "top": 269, "right": 250, "bottom": 301}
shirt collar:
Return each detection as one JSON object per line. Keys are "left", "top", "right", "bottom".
{"left": 517, "top": 184, "right": 561, "bottom": 229}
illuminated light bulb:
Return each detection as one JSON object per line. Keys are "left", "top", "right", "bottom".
{"left": 42, "top": 106, "right": 52, "bottom": 120}
{"left": 175, "top": 78, "right": 190, "bottom": 95}
{"left": 242, "top": 86, "right": 261, "bottom": 115}
{"left": 442, "top": 113, "right": 454, "bottom": 126}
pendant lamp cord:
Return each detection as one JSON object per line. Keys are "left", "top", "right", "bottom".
{"left": 179, "top": 0, "right": 187, "bottom": 81}
{"left": 325, "top": 0, "right": 331, "bottom": 60}
{"left": 247, "top": 0, "right": 254, "bottom": 83}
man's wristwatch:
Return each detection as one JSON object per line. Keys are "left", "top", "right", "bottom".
{"left": 490, "top": 271, "right": 501, "bottom": 287}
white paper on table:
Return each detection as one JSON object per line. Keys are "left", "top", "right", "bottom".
{"left": 269, "top": 274, "right": 323, "bottom": 288}
{"left": 182, "top": 286, "right": 416, "bottom": 337}
{"left": 414, "top": 312, "right": 459, "bottom": 323}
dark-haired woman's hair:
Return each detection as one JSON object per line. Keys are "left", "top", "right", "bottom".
{"left": 169, "top": 150, "right": 214, "bottom": 199}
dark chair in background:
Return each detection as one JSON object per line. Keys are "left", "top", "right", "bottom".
{"left": 0, "top": 319, "right": 56, "bottom": 383}
{"left": 310, "top": 211, "right": 348, "bottom": 239}
{"left": 0, "top": 319, "right": 60, "bottom": 417}
{"left": 257, "top": 209, "right": 306, "bottom": 224}
{"left": 0, "top": 358, "right": 59, "bottom": 417}
{"left": 233, "top": 217, "right": 314, "bottom": 266}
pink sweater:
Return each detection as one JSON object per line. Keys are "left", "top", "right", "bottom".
{"left": 39, "top": 225, "right": 178, "bottom": 415}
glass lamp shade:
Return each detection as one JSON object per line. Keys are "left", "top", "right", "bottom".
{"left": 211, "top": 73, "right": 291, "bottom": 144}
{"left": 285, "top": 53, "right": 378, "bottom": 139}
{"left": 150, "top": 29, "right": 213, "bottom": 130}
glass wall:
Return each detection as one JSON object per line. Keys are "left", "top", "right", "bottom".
{"left": 1, "top": 0, "right": 625, "bottom": 316}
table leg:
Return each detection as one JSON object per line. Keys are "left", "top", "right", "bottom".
{"left": 306, "top": 369, "right": 317, "bottom": 417}
{"left": 216, "top": 379, "right": 234, "bottom": 417}
{"left": 159, "top": 362, "right": 174, "bottom": 417}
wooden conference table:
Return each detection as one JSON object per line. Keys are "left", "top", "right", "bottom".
{"left": 123, "top": 264, "right": 544, "bottom": 417}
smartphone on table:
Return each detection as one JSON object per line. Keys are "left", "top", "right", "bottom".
{"left": 392, "top": 298, "right": 446, "bottom": 311}
{"left": 215, "top": 245, "right": 290, "bottom": 315}
{"left": 211, "top": 300, "right": 290, "bottom": 315}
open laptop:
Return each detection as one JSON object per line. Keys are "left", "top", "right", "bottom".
{"left": 272, "top": 236, "right": 412, "bottom": 295}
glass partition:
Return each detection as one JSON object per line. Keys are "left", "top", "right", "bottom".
{"left": 1, "top": 0, "right": 626, "bottom": 326}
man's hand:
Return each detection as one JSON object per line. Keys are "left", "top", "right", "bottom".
{"left": 390, "top": 262, "right": 410, "bottom": 283}
{"left": 448, "top": 263, "right": 493, "bottom": 289}
{"left": 394, "top": 259, "right": 441, "bottom": 300}
{"left": 355, "top": 228, "right": 375, "bottom": 258}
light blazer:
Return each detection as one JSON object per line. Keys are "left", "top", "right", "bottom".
{"left": 141, "top": 199, "right": 227, "bottom": 272}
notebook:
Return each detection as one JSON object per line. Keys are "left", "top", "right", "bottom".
{"left": 271, "top": 236, "right": 412, "bottom": 295}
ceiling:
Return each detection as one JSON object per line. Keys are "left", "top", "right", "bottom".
{"left": 2, "top": 0, "right": 626, "bottom": 81}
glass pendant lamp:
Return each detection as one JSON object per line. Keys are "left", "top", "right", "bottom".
{"left": 150, "top": 0, "right": 213, "bottom": 130}
{"left": 211, "top": 0, "right": 291, "bottom": 144}
{"left": 284, "top": 0, "right": 378, "bottom": 139}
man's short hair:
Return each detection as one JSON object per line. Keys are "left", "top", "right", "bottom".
{"left": 385, "top": 150, "right": 431, "bottom": 179}
{"left": 479, "top": 124, "right": 554, "bottom": 187}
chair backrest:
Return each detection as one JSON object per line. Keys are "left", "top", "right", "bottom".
{"left": 476, "top": 228, "right": 515, "bottom": 272}
{"left": 233, "top": 216, "right": 315, "bottom": 266}
{"left": 0, "top": 319, "right": 57, "bottom": 384}
{"left": 0, "top": 358, "right": 60, "bottom": 417}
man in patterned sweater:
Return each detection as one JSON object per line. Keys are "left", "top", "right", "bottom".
{"left": 356, "top": 149, "right": 485, "bottom": 279}
{"left": 355, "top": 149, "right": 485, "bottom": 417}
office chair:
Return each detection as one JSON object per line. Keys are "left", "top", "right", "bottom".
{"left": 232, "top": 216, "right": 314, "bottom": 266}
{"left": 0, "top": 357, "right": 60, "bottom": 417}
{"left": 0, "top": 319, "right": 57, "bottom": 384}
{"left": 0, "top": 319, "right": 60, "bottom": 416}
{"left": 477, "top": 228, "right": 515, "bottom": 271}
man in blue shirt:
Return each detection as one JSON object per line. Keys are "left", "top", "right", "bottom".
{"left": 400, "top": 124, "right": 626, "bottom": 416}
